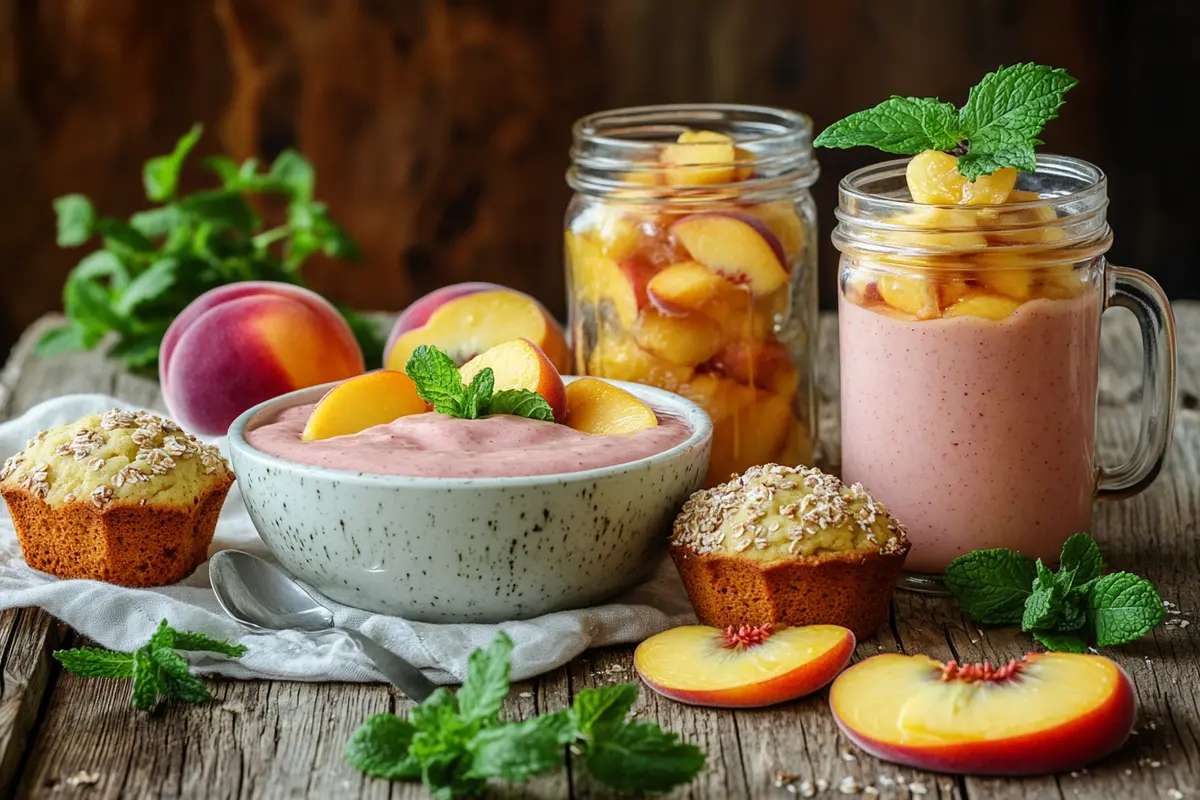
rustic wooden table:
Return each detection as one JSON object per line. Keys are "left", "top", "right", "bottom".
{"left": 1, "top": 305, "right": 1197, "bottom": 800}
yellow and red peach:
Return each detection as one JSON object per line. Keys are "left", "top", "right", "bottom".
{"left": 671, "top": 213, "right": 789, "bottom": 296}
{"left": 646, "top": 261, "right": 739, "bottom": 316}
{"left": 385, "top": 281, "right": 506, "bottom": 357}
{"left": 634, "top": 309, "right": 726, "bottom": 367}
{"left": 385, "top": 287, "right": 570, "bottom": 375}
{"left": 563, "top": 377, "right": 658, "bottom": 436}
{"left": 302, "top": 370, "right": 427, "bottom": 441}
{"left": 161, "top": 281, "right": 365, "bottom": 436}
{"left": 635, "top": 624, "right": 855, "bottom": 709}
{"left": 830, "top": 652, "right": 1136, "bottom": 775}
{"left": 459, "top": 338, "right": 568, "bottom": 423}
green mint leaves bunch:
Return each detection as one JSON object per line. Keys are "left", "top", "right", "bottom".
{"left": 52, "top": 619, "right": 246, "bottom": 710}
{"left": 43, "top": 123, "right": 384, "bottom": 373}
{"left": 945, "top": 533, "right": 1164, "bottom": 653}
{"left": 404, "top": 345, "right": 556, "bottom": 422}
{"left": 814, "top": 63, "right": 1078, "bottom": 180}
{"left": 346, "top": 633, "right": 705, "bottom": 799}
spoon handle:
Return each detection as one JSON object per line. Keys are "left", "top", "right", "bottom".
{"left": 340, "top": 628, "right": 438, "bottom": 702}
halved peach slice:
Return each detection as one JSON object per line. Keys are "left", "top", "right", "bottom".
{"left": 386, "top": 289, "right": 570, "bottom": 373}
{"left": 647, "top": 261, "right": 737, "bottom": 315}
{"left": 944, "top": 293, "right": 1022, "bottom": 320}
{"left": 635, "top": 624, "right": 854, "bottom": 708}
{"left": 978, "top": 267, "right": 1034, "bottom": 300}
{"left": 745, "top": 200, "right": 805, "bottom": 258}
{"left": 671, "top": 213, "right": 789, "bottom": 296}
{"left": 661, "top": 129, "right": 737, "bottom": 186}
{"left": 906, "top": 150, "right": 1017, "bottom": 205}
{"left": 877, "top": 273, "right": 941, "bottom": 320}
{"left": 634, "top": 309, "right": 726, "bottom": 367}
{"left": 301, "top": 370, "right": 427, "bottom": 441}
{"left": 830, "top": 652, "right": 1136, "bottom": 775}
{"left": 563, "top": 377, "right": 658, "bottom": 435}
{"left": 460, "top": 338, "right": 567, "bottom": 422}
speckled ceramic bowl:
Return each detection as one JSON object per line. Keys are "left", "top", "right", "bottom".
{"left": 227, "top": 378, "right": 712, "bottom": 622}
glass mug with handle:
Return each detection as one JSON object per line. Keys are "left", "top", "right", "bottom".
{"left": 831, "top": 155, "right": 1176, "bottom": 590}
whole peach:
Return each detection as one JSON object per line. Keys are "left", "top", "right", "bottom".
{"left": 384, "top": 282, "right": 507, "bottom": 357}
{"left": 162, "top": 282, "right": 364, "bottom": 435}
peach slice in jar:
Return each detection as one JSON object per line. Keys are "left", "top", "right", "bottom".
{"left": 647, "top": 261, "right": 738, "bottom": 315}
{"left": 301, "top": 370, "right": 428, "bottom": 442}
{"left": 586, "top": 337, "right": 695, "bottom": 393}
{"left": 563, "top": 377, "right": 658, "bottom": 435}
{"left": 905, "top": 149, "right": 1017, "bottom": 205}
{"left": 661, "top": 129, "right": 738, "bottom": 186}
{"left": 830, "top": 652, "right": 1136, "bottom": 775}
{"left": 671, "top": 212, "right": 790, "bottom": 296}
{"left": 943, "top": 292, "right": 1022, "bottom": 320}
{"left": 459, "top": 338, "right": 568, "bottom": 423}
{"left": 634, "top": 309, "right": 726, "bottom": 367}
{"left": 635, "top": 624, "right": 855, "bottom": 709}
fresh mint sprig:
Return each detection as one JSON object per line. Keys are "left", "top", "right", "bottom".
{"left": 41, "top": 124, "right": 384, "bottom": 373}
{"left": 404, "top": 345, "right": 555, "bottom": 422}
{"left": 53, "top": 619, "right": 246, "bottom": 710}
{"left": 945, "top": 533, "right": 1165, "bottom": 651}
{"left": 345, "top": 633, "right": 705, "bottom": 798}
{"left": 814, "top": 63, "right": 1078, "bottom": 180}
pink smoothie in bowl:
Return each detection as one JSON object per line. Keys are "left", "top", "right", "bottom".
{"left": 244, "top": 404, "right": 693, "bottom": 478}
{"left": 839, "top": 291, "right": 1101, "bottom": 573}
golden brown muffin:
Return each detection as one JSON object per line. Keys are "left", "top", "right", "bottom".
{"left": 0, "top": 408, "right": 234, "bottom": 587}
{"left": 669, "top": 463, "right": 909, "bottom": 639}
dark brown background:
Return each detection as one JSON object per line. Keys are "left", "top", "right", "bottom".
{"left": 1, "top": 0, "right": 1196, "bottom": 358}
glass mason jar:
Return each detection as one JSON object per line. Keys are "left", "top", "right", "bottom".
{"left": 565, "top": 104, "right": 820, "bottom": 487}
{"left": 832, "top": 155, "right": 1176, "bottom": 589}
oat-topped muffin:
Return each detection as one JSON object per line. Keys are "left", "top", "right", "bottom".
{"left": 669, "top": 463, "right": 910, "bottom": 638}
{"left": 0, "top": 408, "right": 233, "bottom": 586}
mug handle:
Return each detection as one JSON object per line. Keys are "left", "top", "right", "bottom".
{"left": 1096, "top": 264, "right": 1177, "bottom": 500}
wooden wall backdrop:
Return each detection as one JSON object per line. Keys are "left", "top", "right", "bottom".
{"left": 1, "top": 0, "right": 1197, "bottom": 357}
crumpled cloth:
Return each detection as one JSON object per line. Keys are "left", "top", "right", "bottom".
{"left": 0, "top": 394, "right": 696, "bottom": 684}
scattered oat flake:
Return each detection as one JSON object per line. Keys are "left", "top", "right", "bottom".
{"left": 221, "top": 701, "right": 245, "bottom": 714}
{"left": 816, "top": 778, "right": 829, "bottom": 791}
{"left": 774, "top": 771, "right": 800, "bottom": 787}
{"left": 877, "top": 775, "right": 895, "bottom": 787}
{"left": 864, "top": 788, "right": 880, "bottom": 796}
{"left": 909, "top": 782, "right": 928, "bottom": 795}
{"left": 838, "top": 775, "right": 861, "bottom": 794}
{"left": 841, "top": 750, "right": 857, "bottom": 762}
{"left": 1167, "top": 790, "right": 1183, "bottom": 799}
{"left": 63, "top": 771, "right": 100, "bottom": 787}
{"left": 518, "top": 691, "right": 532, "bottom": 698}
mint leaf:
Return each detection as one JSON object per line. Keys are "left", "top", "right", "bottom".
{"left": 1089, "top": 572, "right": 1165, "bottom": 646}
{"left": 179, "top": 190, "right": 259, "bottom": 234}
{"left": 572, "top": 683, "right": 639, "bottom": 742}
{"left": 585, "top": 722, "right": 706, "bottom": 795}
{"left": 814, "top": 96, "right": 961, "bottom": 154}
{"left": 171, "top": 631, "right": 247, "bottom": 658}
{"left": 148, "top": 618, "right": 175, "bottom": 651}
{"left": 115, "top": 258, "right": 178, "bottom": 317}
{"left": 959, "top": 64, "right": 1077, "bottom": 154}
{"left": 1035, "top": 632, "right": 1088, "bottom": 653}
{"left": 129, "top": 205, "right": 183, "bottom": 238}
{"left": 1059, "top": 533, "right": 1103, "bottom": 588}
{"left": 270, "top": 150, "right": 316, "bottom": 201}
{"left": 944, "top": 548, "right": 1037, "bottom": 625}
{"left": 144, "top": 124, "right": 203, "bottom": 202}
{"left": 1056, "top": 597, "right": 1088, "bottom": 632}
{"left": 957, "top": 141, "right": 1037, "bottom": 181}
{"left": 1022, "top": 562, "right": 1063, "bottom": 632}
{"left": 131, "top": 648, "right": 160, "bottom": 710}
{"left": 53, "top": 648, "right": 135, "bottom": 678}
{"left": 457, "top": 632, "right": 512, "bottom": 725}
{"left": 54, "top": 194, "right": 95, "bottom": 246}
{"left": 36, "top": 324, "right": 87, "bottom": 358}
{"left": 462, "top": 368, "right": 495, "bottom": 421}
{"left": 486, "top": 390, "right": 555, "bottom": 422}
{"left": 469, "top": 711, "right": 574, "bottom": 782}
{"left": 150, "top": 647, "right": 215, "bottom": 704}
{"left": 405, "top": 345, "right": 468, "bottom": 417}
{"left": 345, "top": 714, "right": 422, "bottom": 780}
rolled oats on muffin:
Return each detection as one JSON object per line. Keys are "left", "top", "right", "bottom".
{"left": 669, "top": 463, "right": 909, "bottom": 638}
{"left": 0, "top": 408, "right": 234, "bottom": 587}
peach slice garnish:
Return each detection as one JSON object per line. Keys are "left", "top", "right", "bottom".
{"left": 830, "top": 652, "right": 1136, "bottom": 775}
{"left": 906, "top": 150, "right": 1017, "bottom": 205}
{"left": 385, "top": 289, "right": 570, "bottom": 374}
{"left": 459, "top": 338, "right": 567, "bottom": 423}
{"left": 635, "top": 624, "right": 855, "bottom": 708}
{"left": 563, "top": 377, "right": 658, "bottom": 436}
{"left": 301, "top": 370, "right": 427, "bottom": 441}
{"left": 671, "top": 213, "right": 789, "bottom": 296}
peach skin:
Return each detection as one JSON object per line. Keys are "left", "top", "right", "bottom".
{"left": 635, "top": 623, "right": 855, "bottom": 709}
{"left": 384, "top": 281, "right": 506, "bottom": 357}
{"left": 385, "top": 288, "right": 570, "bottom": 374}
{"left": 459, "top": 338, "right": 568, "bottom": 422}
{"left": 563, "top": 377, "right": 658, "bottom": 436}
{"left": 301, "top": 370, "right": 428, "bottom": 441}
{"left": 830, "top": 652, "right": 1136, "bottom": 775}
{"left": 162, "top": 282, "right": 365, "bottom": 435}
{"left": 647, "top": 261, "right": 739, "bottom": 316}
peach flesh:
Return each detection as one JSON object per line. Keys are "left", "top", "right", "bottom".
{"left": 563, "top": 377, "right": 657, "bottom": 436}
{"left": 459, "top": 338, "right": 567, "bottom": 423}
{"left": 635, "top": 624, "right": 855, "bottom": 709}
{"left": 830, "top": 653, "right": 1136, "bottom": 775}
{"left": 301, "top": 370, "right": 428, "bottom": 441}
{"left": 385, "top": 281, "right": 506, "bottom": 356}
{"left": 671, "top": 212, "right": 789, "bottom": 296}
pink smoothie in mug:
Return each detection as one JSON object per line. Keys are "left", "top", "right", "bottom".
{"left": 831, "top": 155, "right": 1175, "bottom": 583}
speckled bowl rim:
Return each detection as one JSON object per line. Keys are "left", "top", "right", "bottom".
{"left": 227, "top": 375, "right": 713, "bottom": 489}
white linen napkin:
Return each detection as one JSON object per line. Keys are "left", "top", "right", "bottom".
{"left": 0, "top": 394, "right": 696, "bottom": 684}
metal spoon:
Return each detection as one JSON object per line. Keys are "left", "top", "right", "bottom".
{"left": 209, "top": 549, "right": 437, "bottom": 702}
